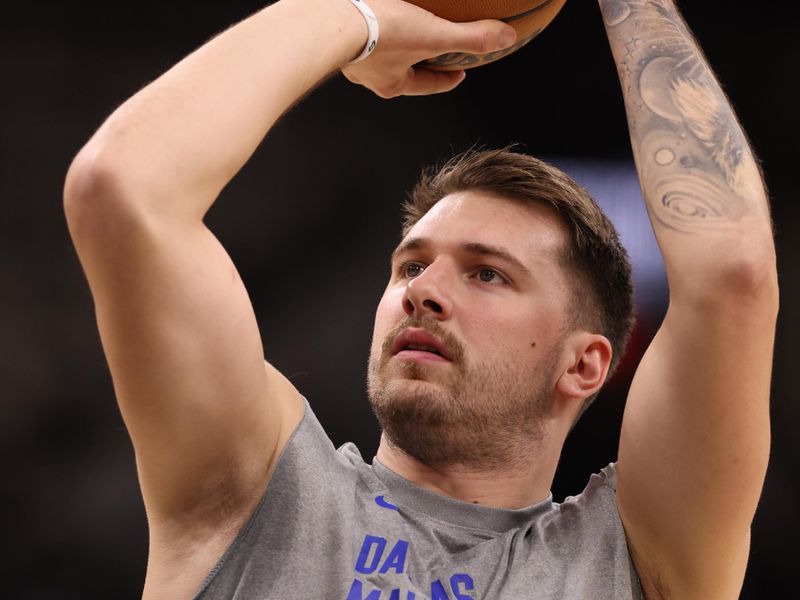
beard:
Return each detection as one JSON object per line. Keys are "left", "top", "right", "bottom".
{"left": 367, "top": 316, "right": 559, "bottom": 471}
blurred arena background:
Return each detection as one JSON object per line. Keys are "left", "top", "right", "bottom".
{"left": 1, "top": 1, "right": 796, "bottom": 597}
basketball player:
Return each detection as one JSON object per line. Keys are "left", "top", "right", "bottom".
{"left": 63, "top": 0, "right": 777, "bottom": 598}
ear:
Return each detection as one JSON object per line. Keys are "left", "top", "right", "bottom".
{"left": 556, "top": 333, "right": 613, "bottom": 401}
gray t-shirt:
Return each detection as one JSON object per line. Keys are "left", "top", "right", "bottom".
{"left": 195, "top": 401, "right": 642, "bottom": 599}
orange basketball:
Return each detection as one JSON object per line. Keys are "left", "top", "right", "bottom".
{"left": 409, "top": 0, "right": 567, "bottom": 70}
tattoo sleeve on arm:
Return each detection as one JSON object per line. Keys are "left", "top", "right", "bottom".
{"left": 600, "top": 0, "right": 767, "bottom": 234}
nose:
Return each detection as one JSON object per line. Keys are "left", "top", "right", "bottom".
{"left": 402, "top": 259, "right": 453, "bottom": 320}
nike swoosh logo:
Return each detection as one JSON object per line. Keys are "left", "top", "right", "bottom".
{"left": 375, "top": 495, "right": 399, "bottom": 511}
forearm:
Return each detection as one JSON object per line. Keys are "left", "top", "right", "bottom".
{"left": 66, "top": 0, "right": 365, "bottom": 220}
{"left": 599, "top": 0, "right": 776, "bottom": 302}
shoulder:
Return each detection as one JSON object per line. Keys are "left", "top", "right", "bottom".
{"left": 558, "top": 463, "right": 620, "bottom": 515}
{"left": 193, "top": 400, "right": 379, "bottom": 597}
{"left": 546, "top": 464, "right": 631, "bottom": 560}
{"left": 273, "top": 399, "right": 371, "bottom": 480}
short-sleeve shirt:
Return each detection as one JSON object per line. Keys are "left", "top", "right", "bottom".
{"left": 194, "top": 401, "right": 642, "bottom": 599}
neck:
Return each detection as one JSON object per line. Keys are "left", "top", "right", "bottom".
{"left": 375, "top": 433, "right": 561, "bottom": 510}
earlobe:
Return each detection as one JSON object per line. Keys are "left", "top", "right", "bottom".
{"left": 556, "top": 335, "right": 613, "bottom": 401}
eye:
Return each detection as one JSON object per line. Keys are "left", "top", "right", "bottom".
{"left": 400, "top": 262, "right": 425, "bottom": 279}
{"left": 475, "top": 267, "right": 507, "bottom": 285}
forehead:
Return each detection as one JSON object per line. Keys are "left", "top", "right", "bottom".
{"left": 402, "top": 191, "right": 569, "bottom": 264}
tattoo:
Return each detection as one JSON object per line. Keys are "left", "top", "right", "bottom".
{"left": 426, "top": 0, "right": 559, "bottom": 69}
{"left": 599, "top": 0, "right": 758, "bottom": 233}
{"left": 425, "top": 29, "right": 542, "bottom": 69}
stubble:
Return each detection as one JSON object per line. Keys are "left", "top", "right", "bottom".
{"left": 367, "top": 316, "right": 558, "bottom": 471}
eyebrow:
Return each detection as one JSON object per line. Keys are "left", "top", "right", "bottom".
{"left": 391, "top": 237, "right": 532, "bottom": 277}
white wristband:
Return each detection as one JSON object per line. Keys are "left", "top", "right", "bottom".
{"left": 347, "top": 0, "right": 379, "bottom": 64}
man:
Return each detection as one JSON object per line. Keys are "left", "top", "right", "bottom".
{"left": 63, "top": 0, "right": 777, "bottom": 598}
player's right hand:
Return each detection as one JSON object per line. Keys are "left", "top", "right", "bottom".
{"left": 341, "top": 0, "right": 516, "bottom": 98}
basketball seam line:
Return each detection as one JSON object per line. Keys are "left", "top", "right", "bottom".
{"left": 501, "top": 0, "right": 558, "bottom": 24}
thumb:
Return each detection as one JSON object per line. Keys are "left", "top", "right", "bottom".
{"left": 443, "top": 20, "right": 517, "bottom": 56}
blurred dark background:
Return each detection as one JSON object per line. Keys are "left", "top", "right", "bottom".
{"left": 1, "top": 0, "right": 796, "bottom": 597}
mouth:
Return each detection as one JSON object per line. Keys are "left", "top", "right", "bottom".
{"left": 390, "top": 327, "right": 453, "bottom": 362}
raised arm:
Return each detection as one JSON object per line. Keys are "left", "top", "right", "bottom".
{"left": 62, "top": 0, "right": 515, "bottom": 596}
{"left": 599, "top": 1, "right": 778, "bottom": 598}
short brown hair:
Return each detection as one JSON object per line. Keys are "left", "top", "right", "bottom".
{"left": 403, "top": 147, "right": 635, "bottom": 408}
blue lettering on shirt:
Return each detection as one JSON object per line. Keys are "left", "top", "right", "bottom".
{"left": 379, "top": 539, "right": 408, "bottom": 574}
{"left": 430, "top": 580, "right": 450, "bottom": 600}
{"left": 348, "top": 579, "right": 418, "bottom": 600}
{"left": 347, "top": 578, "right": 382, "bottom": 600}
{"left": 449, "top": 574, "right": 475, "bottom": 600}
{"left": 355, "top": 535, "right": 388, "bottom": 575}
{"left": 350, "top": 534, "right": 475, "bottom": 600}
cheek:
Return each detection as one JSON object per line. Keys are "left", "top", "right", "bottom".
{"left": 468, "top": 304, "right": 562, "bottom": 358}
{"left": 371, "top": 287, "right": 403, "bottom": 351}
{"left": 501, "top": 321, "right": 537, "bottom": 354}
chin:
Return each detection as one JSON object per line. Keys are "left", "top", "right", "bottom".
{"left": 369, "top": 382, "right": 499, "bottom": 469}
{"left": 367, "top": 354, "right": 554, "bottom": 469}
{"left": 371, "top": 377, "right": 449, "bottom": 408}
{"left": 369, "top": 365, "right": 453, "bottom": 417}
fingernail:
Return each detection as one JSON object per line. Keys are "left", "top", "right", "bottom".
{"left": 499, "top": 27, "right": 517, "bottom": 48}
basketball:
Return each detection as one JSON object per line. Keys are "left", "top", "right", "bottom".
{"left": 410, "top": 0, "right": 567, "bottom": 70}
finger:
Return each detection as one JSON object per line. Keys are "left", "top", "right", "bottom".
{"left": 434, "top": 19, "right": 517, "bottom": 56}
{"left": 400, "top": 67, "right": 467, "bottom": 97}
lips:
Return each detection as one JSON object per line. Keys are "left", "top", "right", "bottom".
{"left": 390, "top": 327, "right": 452, "bottom": 362}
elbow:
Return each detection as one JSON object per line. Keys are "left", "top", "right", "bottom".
{"left": 722, "top": 242, "right": 778, "bottom": 304}
{"left": 64, "top": 146, "right": 113, "bottom": 214}
{"left": 63, "top": 142, "right": 144, "bottom": 242}
{"left": 682, "top": 241, "right": 779, "bottom": 317}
